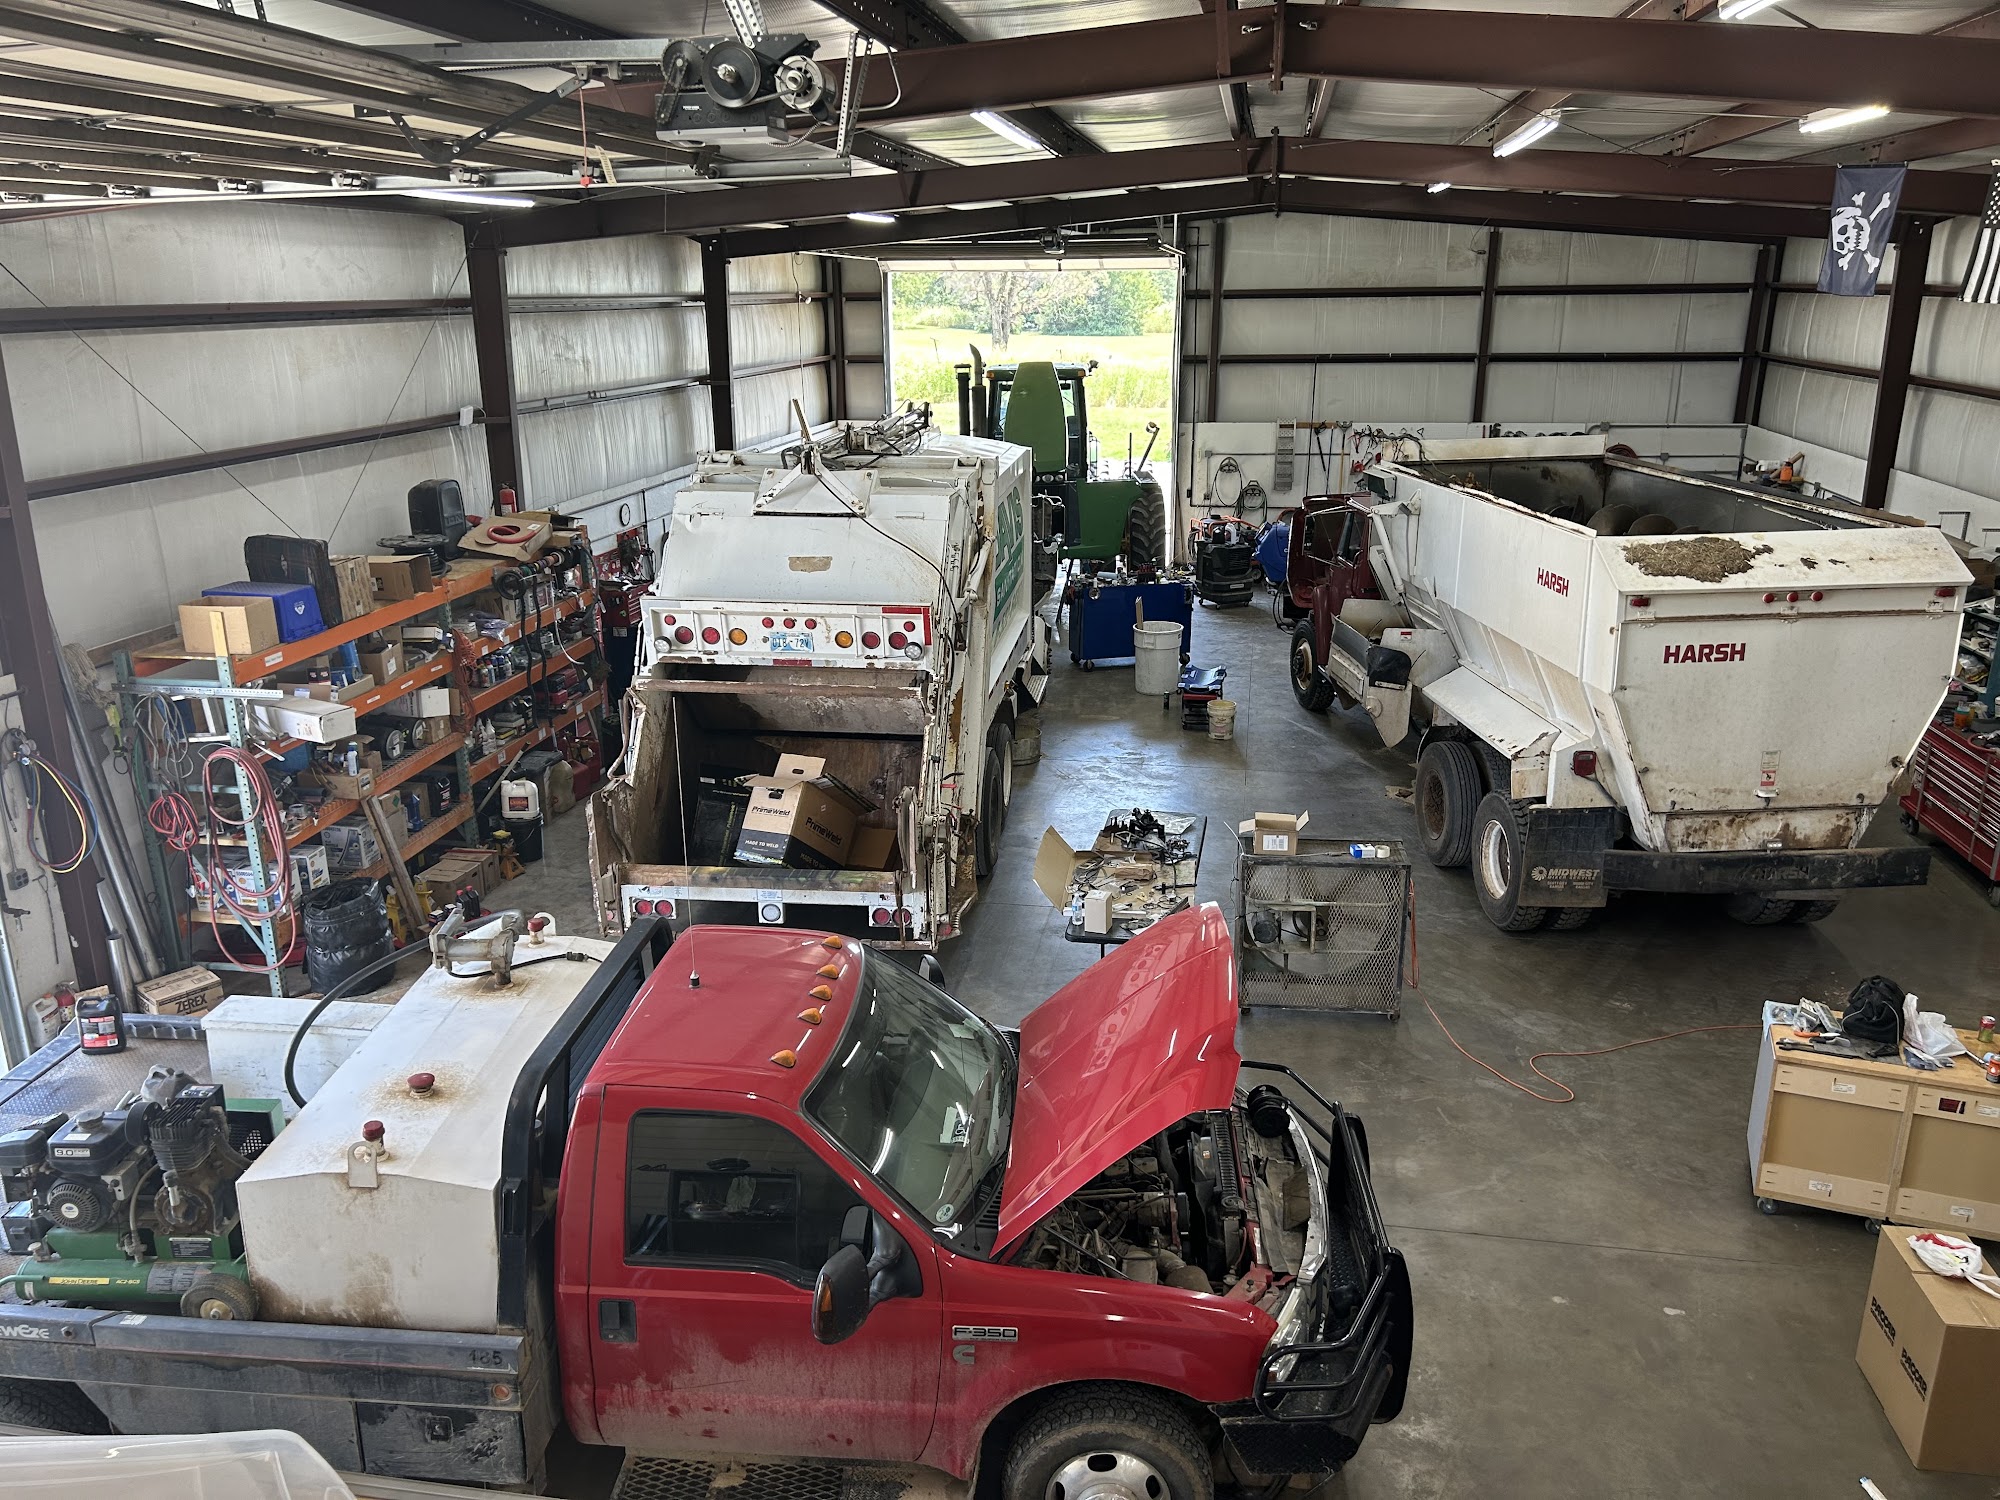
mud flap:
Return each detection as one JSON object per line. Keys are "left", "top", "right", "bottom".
{"left": 1521, "top": 806, "right": 1619, "bottom": 908}
{"left": 1601, "top": 844, "right": 1931, "bottom": 894}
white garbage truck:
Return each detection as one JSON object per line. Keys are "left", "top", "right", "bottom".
{"left": 587, "top": 409, "right": 1048, "bottom": 948}
{"left": 1283, "top": 434, "right": 1969, "bottom": 931}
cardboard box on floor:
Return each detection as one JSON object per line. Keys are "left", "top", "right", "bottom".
{"left": 1857, "top": 1226, "right": 2000, "bottom": 1474}
{"left": 1239, "top": 810, "right": 1309, "bottom": 857}
{"left": 1032, "top": 826, "right": 1184, "bottom": 936}
{"left": 734, "top": 756, "right": 873, "bottom": 870}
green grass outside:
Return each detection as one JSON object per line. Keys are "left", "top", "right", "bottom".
{"left": 888, "top": 325, "right": 1173, "bottom": 476}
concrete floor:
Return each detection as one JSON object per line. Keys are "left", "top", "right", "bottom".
{"left": 506, "top": 593, "right": 2000, "bottom": 1500}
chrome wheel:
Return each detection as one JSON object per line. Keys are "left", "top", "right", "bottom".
{"left": 1047, "top": 1451, "right": 1169, "bottom": 1500}
{"left": 1477, "top": 817, "right": 1510, "bottom": 899}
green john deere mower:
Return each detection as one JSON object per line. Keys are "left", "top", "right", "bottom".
{"left": 954, "top": 349, "right": 1165, "bottom": 597}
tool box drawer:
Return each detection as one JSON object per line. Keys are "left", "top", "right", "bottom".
{"left": 1773, "top": 1064, "right": 1908, "bottom": 1113}
{"left": 1914, "top": 1085, "right": 2000, "bottom": 1129}
{"left": 1757, "top": 1162, "right": 1890, "bottom": 1217}
{"left": 1891, "top": 1187, "right": 2000, "bottom": 1235}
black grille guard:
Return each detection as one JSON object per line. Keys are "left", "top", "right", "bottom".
{"left": 1240, "top": 1059, "right": 1411, "bottom": 1426}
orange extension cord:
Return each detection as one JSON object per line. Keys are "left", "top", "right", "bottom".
{"left": 1405, "top": 884, "right": 1761, "bottom": 1104}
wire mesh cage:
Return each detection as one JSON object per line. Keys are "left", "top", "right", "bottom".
{"left": 1236, "top": 836, "right": 1409, "bottom": 1019}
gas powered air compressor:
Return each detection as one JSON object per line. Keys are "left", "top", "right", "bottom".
{"left": 0, "top": 1065, "right": 282, "bottom": 1320}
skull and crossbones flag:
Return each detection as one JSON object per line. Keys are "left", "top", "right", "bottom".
{"left": 1959, "top": 170, "right": 2000, "bottom": 304}
{"left": 1818, "top": 165, "right": 1906, "bottom": 296}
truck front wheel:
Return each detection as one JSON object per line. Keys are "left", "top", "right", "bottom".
{"left": 1471, "top": 793, "right": 1551, "bottom": 933}
{"left": 1289, "top": 622, "right": 1335, "bottom": 713}
{"left": 1005, "top": 1387, "right": 1211, "bottom": 1500}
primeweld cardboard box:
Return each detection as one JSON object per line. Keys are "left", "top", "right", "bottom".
{"left": 135, "top": 965, "right": 223, "bottom": 1017}
{"left": 179, "top": 595, "right": 279, "bottom": 657}
{"left": 1239, "top": 810, "right": 1309, "bottom": 857}
{"left": 734, "top": 755, "right": 872, "bottom": 870}
{"left": 1857, "top": 1226, "right": 2000, "bottom": 1474}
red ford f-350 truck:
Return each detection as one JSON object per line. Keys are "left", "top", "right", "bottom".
{"left": 0, "top": 907, "right": 1411, "bottom": 1497}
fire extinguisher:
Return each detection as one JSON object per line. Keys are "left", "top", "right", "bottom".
{"left": 496, "top": 485, "right": 519, "bottom": 515}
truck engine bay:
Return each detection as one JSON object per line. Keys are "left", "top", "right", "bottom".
{"left": 1011, "top": 1086, "right": 1342, "bottom": 1320}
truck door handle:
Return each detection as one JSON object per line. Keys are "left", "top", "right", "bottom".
{"left": 598, "top": 1298, "right": 636, "bottom": 1343}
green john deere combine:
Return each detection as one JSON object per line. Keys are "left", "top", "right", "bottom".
{"left": 954, "top": 349, "right": 1165, "bottom": 597}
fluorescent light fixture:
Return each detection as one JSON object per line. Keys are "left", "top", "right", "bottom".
{"left": 1426, "top": 181, "right": 1452, "bottom": 194}
{"left": 1717, "top": 0, "right": 1783, "bottom": 16}
{"left": 971, "top": 109, "right": 1053, "bottom": 155}
{"left": 398, "top": 188, "right": 537, "bottom": 208}
{"left": 1798, "top": 104, "right": 1891, "bottom": 135}
{"left": 1493, "top": 110, "right": 1561, "bottom": 158}
{"left": 847, "top": 210, "right": 897, "bottom": 224}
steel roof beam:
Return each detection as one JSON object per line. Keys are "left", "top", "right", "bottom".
{"left": 712, "top": 6, "right": 2000, "bottom": 130}
{"left": 0, "top": 68, "right": 569, "bottom": 173}
{"left": 813, "top": 0, "right": 1099, "bottom": 156}
{"left": 0, "top": 115, "right": 454, "bottom": 181}
{"left": 317, "top": 0, "right": 618, "bottom": 43}
{"left": 497, "top": 134, "right": 1985, "bottom": 247}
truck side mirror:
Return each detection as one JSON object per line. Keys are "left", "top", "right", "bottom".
{"left": 812, "top": 1244, "right": 870, "bottom": 1345}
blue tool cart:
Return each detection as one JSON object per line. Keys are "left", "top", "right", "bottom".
{"left": 1065, "top": 576, "right": 1194, "bottom": 669}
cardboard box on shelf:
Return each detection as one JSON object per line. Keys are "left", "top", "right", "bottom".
{"left": 367, "top": 555, "right": 433, "bottom": 602}
{"left": 135, "top": 966, "right": 223, "bottom": 1018}
{"left": 376, "top": 686, "right": 451, "bottom": 718}
{"left": 178, "top": 596, "right": 279, "bottom": 657}
{"left": 1856, "top": 1226, "right": 2000, "bottom": 1474}
{"left": 734, "top": 755, "right": 873, "bottom": 870}
{"left": 289, "top": 843, "right": 330, "bottom": 894}
{"left": 203, "top": 580, "right": 324, "bottom": 643}
{"left": 250, "top": 697, "right": 357, "bottom": 745}
{"left": 330, "top": 555, "right": 374, "bottom": 625}
{"left": 1238, "top": 810, "right": 1309, "bottom": 857}
{"left": 308, "top": 746, "right": 382, "bottom": 799}
{"left": 357, "top": 643, "right": 404, "bottom": 682}
{"left": 426, "top": 847, "right": 499, "bottom": 899}
{"left": 277, "top": 671, "right": 377, "bottom": 705}
{"left": 322, "top": 820, "right": 382, "bottom": 871}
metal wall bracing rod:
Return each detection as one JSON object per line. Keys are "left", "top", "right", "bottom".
{"left": 0, "top": 344, "right": 109, "bottom": 986}
{"left": 701, "top": 238, "right": 735, "bottom": 451}
{"left": 467, "top": 223, "right": 522, "bottom": 501}
{"left": 1470, "top": 228, "right": 1502, "bottom": 423}
{"left": 1862, "top": 218, "right": 1934, "bottom": 511}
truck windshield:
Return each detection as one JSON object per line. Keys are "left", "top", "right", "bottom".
{"left": 804, "top": 955, "right": 1013, "bottom": 1237}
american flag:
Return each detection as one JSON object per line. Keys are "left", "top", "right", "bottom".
{"left": 1962, "top": 171, "right": 2000, "bottom": 304}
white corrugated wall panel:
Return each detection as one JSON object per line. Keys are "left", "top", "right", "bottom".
{"left": 517, "top": 388, "right": 704, "bottom": 507}
{"left": 1768, "top": 289, "right": 1888, "bottom": 365}
{"left": 1902, "top": 388, "right": 2000, "bottom": 500}
{"left": 510, "top": 307, "right": 703, "bottom": 403}
{"left": 1216, "top": 363, "right": 1474, "bottom": 425}
{"left": 1491, "top": 292, "right": 1747, "bottom": 355}
{"left": 1224, "top": 296, "right": 1477, "bottom": 357}
{"left": 1499, "top": 230, "right": 1755, "bottom": 286}
{"left": 33, "top": 427, "right": 486, "bottom": 644}
{"left": 1223, "top": 216, "right": 1483, "bottom": 289}
{"left": 1484, "top": 363, "right": 1738, "bottom": 424}
{"left": 737, "top": 368, "right": 830, "bottom": 446}
{"left": 1757, "top": 365, "right": 1876, "bottom": 459}
{"left": 506, "top": 236, "right": 699, "bottom": 298}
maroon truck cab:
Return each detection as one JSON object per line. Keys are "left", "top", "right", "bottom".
{"left": 554, "top": 907, "right": 1410, "bottom": 1497}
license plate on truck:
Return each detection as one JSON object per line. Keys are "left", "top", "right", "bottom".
{"left": 769, "top": 630, "right": 813, "bottom": 654}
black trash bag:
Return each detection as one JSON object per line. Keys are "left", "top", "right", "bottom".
{"left": 1842, "top": 975, "right": 1905, "bottom": 1046}
{"left": 300, "top": 878, "right": 394, "bottom": 997}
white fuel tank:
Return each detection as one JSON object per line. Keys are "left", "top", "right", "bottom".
{"left": 236, "top": 927, "right": 613, "bottom": 1334}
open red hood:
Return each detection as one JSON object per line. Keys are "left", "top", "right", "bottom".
{"left": 995, "top": 903, "right": 1241, "bottom": 1254}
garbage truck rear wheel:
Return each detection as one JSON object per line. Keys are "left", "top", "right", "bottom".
{"left": 1472, "top": 794, "right": 1551, "bottom": 933}
{"left": 1414, "top": 740, "right": 1480, "bottom": 869}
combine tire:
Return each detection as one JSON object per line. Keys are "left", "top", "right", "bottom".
{"left": 1290, "top": 621, "right": 1336, "bottom": 713}
{"left": 1125, "top": 496, "right": 1166, "bottom": 569}
{"left": 1724, "top": 894, "right": 1796, "bottom": 925}
{"left": 0, "top": 1379, "right": 108, "bottom": 1434}
{"left": 1005, "top": 1386, "right": 1210, "bottom": 1500}
{"left": 1471, "top": 793, "right": 1551, "bottom": 933}
{"left": 1414, "top": 741, "right": 1480, "bottom": 868}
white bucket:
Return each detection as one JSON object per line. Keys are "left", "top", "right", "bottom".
{"left": 1132, "top": 621, "right": 1184, "bottom": 695}
{"left": 1207, "top": 698, "right": 1237, "bottom": 740}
